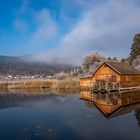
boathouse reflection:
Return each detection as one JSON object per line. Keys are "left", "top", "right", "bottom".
{"left": 80, "top": 90, "right": 140, "bottom": 119}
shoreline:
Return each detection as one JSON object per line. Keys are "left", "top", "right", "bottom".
{"left": 0, "top": 79, "right": 80, "bottom": 92}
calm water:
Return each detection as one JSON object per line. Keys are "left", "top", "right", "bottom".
{"left": 0, "top": 91, "right": 140, "bottom": 140}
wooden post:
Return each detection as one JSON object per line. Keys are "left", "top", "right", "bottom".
{"left": 118, "top": 81, "right": 121, "bottom": 91}
{"left": 113, "top": 83, "right": 114, "bottom": 90}
{"left": 98, "top": 82, "right": 100, "bottom": 91}
{"left": 105, "top": 82, "right": 108, "bottom": 91}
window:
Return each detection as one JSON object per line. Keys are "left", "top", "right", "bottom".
{"left": 111, "top": 75, "right": 117, "bottom": 82}
{"left": 126, "top": 76, "right": 131, "bottom": 81}
{"left": 105, "top": 76, "right": 110, "bottom": 81}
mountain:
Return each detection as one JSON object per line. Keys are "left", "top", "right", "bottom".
{"left": 0, "top": 55, "right": 78, "bottom": 75}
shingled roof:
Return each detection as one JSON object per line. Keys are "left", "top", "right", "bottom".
{"left": 94, "top": 61, "right": 140, "bottom": 75}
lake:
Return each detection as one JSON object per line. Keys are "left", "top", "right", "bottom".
{"left": 0, "top": 90, "right": 140, "bottom": 140}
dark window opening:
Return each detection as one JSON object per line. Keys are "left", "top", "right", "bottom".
{"left": 111, "top": 75, "right": 117, "bottom": 82}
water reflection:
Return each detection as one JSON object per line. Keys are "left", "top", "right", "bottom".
{"left": 0, "top": 90, "right": 70, "bottom": 110}
{"left": 135, "top": 109, "right": 140, "bottom": 127}
{"left": 0, "top": 91, "right": 82, "bottom": 140}
{"left": 0, "top": 90, "right": 140, "bottom": 139}
{"left": 80, "top": 90, "right": 140, "bottom": 119}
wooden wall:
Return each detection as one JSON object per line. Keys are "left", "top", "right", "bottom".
{"left": 120, "top": 75, "right": 140, "bottom": 87}
{"left": 80, "top": 77, "right": 94, "bottom": 87}
{"left": 94, "top": 64, "right": 120, "bottom": 82}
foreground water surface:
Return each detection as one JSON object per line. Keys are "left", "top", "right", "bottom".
{"left": 0, "top": 90, "right": 140, "bottom": 140}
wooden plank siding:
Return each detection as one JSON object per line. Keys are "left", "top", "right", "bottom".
{"left": 80, "top": 77, "right": 94, "bottom": 87}
{"left": 120, "top": 75, "right": 140, "bottom": 87}
{"left": 93, "top": 63, "right": 120, "bottom": 82}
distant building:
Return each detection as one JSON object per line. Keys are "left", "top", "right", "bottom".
{"left": 80, "top": 61, "right": 140, "bottom": 89}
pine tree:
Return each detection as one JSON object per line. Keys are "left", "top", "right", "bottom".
{"left": 130, "top": 33, "right": 140, "bottom": 63}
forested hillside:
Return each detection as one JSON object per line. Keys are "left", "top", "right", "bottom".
{"left": 0, "top": 55, "right": 77, "bottom": 75}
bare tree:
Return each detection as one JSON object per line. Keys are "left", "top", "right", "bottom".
{"left": 82, "top": 52, "right": 106, "bottom": 70}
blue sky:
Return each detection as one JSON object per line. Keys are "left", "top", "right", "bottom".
{"left": 0, "top": 0, "right": 140, "bottom": 64}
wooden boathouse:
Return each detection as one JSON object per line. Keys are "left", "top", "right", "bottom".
{"left": 80, "top": 61, "right": 140, "bottom": 91}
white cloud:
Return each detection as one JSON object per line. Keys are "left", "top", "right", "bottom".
{"left": 58, "top": 0, "right": 140, "bottom": 62}
{"left": 13, "top": 0, "right": 57, "bottom": 47}
{"left": 29, "top": 9, "right": 57, "bottom": 47}
{"left": 16, "top": 0, "right": 140, "bottom": 65}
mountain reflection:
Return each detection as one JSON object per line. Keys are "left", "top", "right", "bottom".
{"left": 80, "top": 90, "right": 140, "bottom": 119}
{"left": 0, "top": 90, "right": 69, "bottom": 110}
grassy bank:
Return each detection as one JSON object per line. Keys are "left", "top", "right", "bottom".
{"left": 0, "top": 79, "right": 80, "bottom": 91}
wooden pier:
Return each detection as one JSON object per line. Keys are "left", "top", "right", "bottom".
{"left": 89, "top": 81, "right": 140, "bottom": 93}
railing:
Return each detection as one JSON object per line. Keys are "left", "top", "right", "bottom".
{"left": 89, "top": 81, "right": 121, "bottom": 92}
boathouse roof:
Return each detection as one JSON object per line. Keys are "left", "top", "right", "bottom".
{"left": 80, "top": 61, "right": 140, "bottom": 79}
{"left": 94, "top": 61, "right": 140, "bottom": 75}
{"left": 79, "top": 73, "right": 93, "bottom": 79}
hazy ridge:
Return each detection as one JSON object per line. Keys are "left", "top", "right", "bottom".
{"left": 0, "top": 55, "right": 78, "bottom": 75}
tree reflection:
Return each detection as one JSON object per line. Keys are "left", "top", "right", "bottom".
{"left": 135, "top": 109, "right": 140, "bottom": 127}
